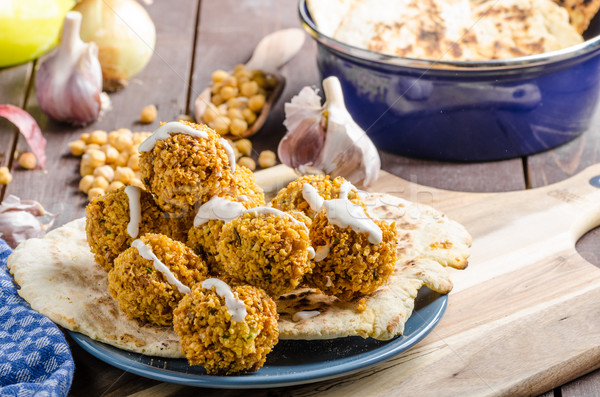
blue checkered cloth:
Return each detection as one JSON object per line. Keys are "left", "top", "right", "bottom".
{"left": 0, "top": 239, "right": 74, "bottom": 397}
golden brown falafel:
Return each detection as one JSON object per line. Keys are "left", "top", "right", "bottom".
{"left": 139, "top": 121, "right": 236, "bottom": 214}
{"left": 86, "top": 186, "right": 192, "bottom": 271}
{"left": 230, "top": 165, "right": 265, "bottom": 208}
{"left": 173, "top": 280, "right": 278, "bottom": 375}
{"left": 218, "top": 210, "right": 313, "bottom": 297}
{"left": 108, "top": 233, "right": 208, "bottom": 326}
{"left": 271, "top": 174, "right": 364, "bottom": 219}
{"left": 308, "top": 213, "right": 398, "bottom": 302}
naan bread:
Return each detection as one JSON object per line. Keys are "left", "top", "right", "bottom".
{"left": 7, "top": 193, "right": 470, "bottom": 356}
{"left": 308, "top": 0, "right": 583, "bottom": 61}
{"left": 552, "top": 0, "right": 600, "bottom": 34}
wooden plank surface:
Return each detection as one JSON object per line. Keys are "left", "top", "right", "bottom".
{"left": 0, "top": 63, "right": 33, "bottom": 201}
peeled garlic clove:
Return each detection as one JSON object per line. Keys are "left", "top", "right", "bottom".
{"left": 278, "top": 76, "right": 380, "bottom": 188}
{"left": 35, "top": 11, "right": 108, "bottom": 126}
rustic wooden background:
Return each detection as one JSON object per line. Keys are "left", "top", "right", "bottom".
{"left": 1, "top": 0, "right": 599, "bottom": 395}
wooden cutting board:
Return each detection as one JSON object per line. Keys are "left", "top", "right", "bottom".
{"left": 254, "top": 164, "right": 600, "bottom": 396}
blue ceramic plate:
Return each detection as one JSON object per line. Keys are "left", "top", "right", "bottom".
{"left": 69, "top": 287, "right": 447, "bottom": 389}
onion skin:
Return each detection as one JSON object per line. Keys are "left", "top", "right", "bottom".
{"left": 74, "top": 0, "right": 157, "bottom": 91}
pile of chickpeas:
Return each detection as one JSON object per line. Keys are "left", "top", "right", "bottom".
{"left": 69, "top": 128, "right": 277, "bottom": 201}
{"left": 68, "top": 129, "right": 150, "bottom": 200}
{"left": 202, "top": 64, "right": 277, "bottom": 137}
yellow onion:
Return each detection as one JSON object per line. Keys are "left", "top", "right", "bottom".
{"left": 74, "top": 0, "right": 156, "bottom": 90}
{"left": 0, "top": 0, "right": 75, "bottom": 67}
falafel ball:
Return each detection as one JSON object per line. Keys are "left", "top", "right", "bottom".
{"left": 308, "top": 213, "right": 398, "bottom": 301}
{"left": 86, "top": 186, "right": 193, "bottom": 271}
{"left": 230, "top": 165, "right": 265, "bottom": 208}
{"left": 217, "top": 210, "right": 313, "bottom": 297}
{"left": 271, "top": 174, "right": 364, "bottom": 219}
{"left": 108, "top": 233, "right": 208, "bottom": 326}
{"left": 173, "top": 280, "right": 278, "bottom": 375}
{"left": 139, "top": 121, "right": 236, "bottom": 214}
{"left": 187, "top": 219, "right": 227, "bottom": 275}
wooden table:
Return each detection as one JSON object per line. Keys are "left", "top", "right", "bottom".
{"left": 1, "top": 1, "right": 599, "bottom": 395}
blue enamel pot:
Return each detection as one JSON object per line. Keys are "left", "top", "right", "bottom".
{"left": 299, "top": 0, "right": 600, "bottom": 161}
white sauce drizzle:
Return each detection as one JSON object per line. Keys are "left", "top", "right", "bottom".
{"left": 219, "top": 138, "right": 236, "bottom": 174}
{"left": 240, "top": 207, "right": 308, "bottom": 232}
{"left": 302, "top": 183, "right": 324, "bottom": 212}
{"left": 138, "top": 121, "right": 236, "bottom": 172}
{"left": 201, "top": 278, "right": 247, "bottom": 322}
{"left": 124, "top": 186, "right": 141, "bottom": 238}
{"left": 338, "top": 181, "right": 357, "bottom": 200}
{"left": 292, "top": 310, "right": 320, "bottom": 322}
{"left": 323, "top": 199, "right": 382, "bottom": 244}
{"left": 237, "top": 195, "right": 249, "bottom": 202}
{"left": 314, "top": 244, "right": 331, "bottom": 262}
{"left": 307, "top": 246, "right": 315, "bottom": 259}
{"left": 325, "top": 276, "right": 333, "bottom": 287}
{"left": 193, "top": 196, "right": 246, "bottom": 227}
{"left": 138, "top": 121, "right": 209, "bottom": 152}
{"left": 131, "top": 239, "right": 191, "bottom": 294}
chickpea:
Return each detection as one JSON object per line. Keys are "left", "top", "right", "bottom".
{"left": 258, "top": 150, "right": 276, "bottom": 168}
{"left": 240, "top": 81, "right": 259, "bottom": 97}
{"left": 107, "top": 130, "right": 121, "bottom": 147}
{"left": 211, "top": 69, "right": 229, "bottom": 84}
{"left": 0, "top": 166, "right": 13, "bottom": 185}
{"left": 80, "top": 132, "right": 90, "bottom": 143}
{"left": 265, "top": 75, "right": 278, "bottom": 89}
{"left": 140, "top": 104, "right": 158, "bottom": 124}
{"left": 127, "top": 152, "right": 140, "bottom": 171}
{"left": 115, "top": 152, "right": 130, "bottom": 167}
{"left": 242, "top": 108, "right": 257, "bottom": 125}
{"left": 92, "top": 176, "right": 110, "bottom": 190}
{"left": 227, "top": 108, "right": 244, "bottom": 121}
{"left": 220, "top": 86, "right": 238, "bottom": 101}
{"left": 93, "top": 165, "right": 115, "bottom": 181}
{"left": 107, "top": 181, "right": 125, "bottom": 193}
{"left": 114, "top": 166, "right": 135, "bottom": 184}
{"left": 18, "top": 152, "right": 37, "bottom": 169}
{"left": 248, "top": 94, "right": 266, "bottom": 112}
{"left": 85, "top": 143, "right": 101, "bottom": 153}
{"left": 82, "top": 149, "right": 106, "bottom": 168}
{"left": 89, "top": 130, "right": 108, "bottom": 145}
{"left": 232, "top": 64, "right": 246, "bottom": 74}
{"left": 177, "top": 114, "right": 194, "bottom": 123}
{"left": 226, "top": 97, "right": 246, "bottom": 109}
{"left": 209, "top": 117, "right": 231, "bottom": 136}
{"left": 79, "top": 174, "right": 95, "bottom": 193}
{"left": 237, "top": 156, "right": 256, "bottom": 171}
{"left": 130, "top": 178, "right": 144, "bottom": 189}
{"left": 68, "top": 140, "right": 86, "bottom": 156}
{"left": 202, "top": 104, "right": 220, "bottom": 124}
{"left": 79, "top": 162, "right": 94, "bottom": 177}
{"left": 235, "top": 139, "right": 252, "bottom": 157}
{"left": 87, "top": 187, "right": 105, "bottom": 200}
{"left": 211, "top": 93, "right": 224, "bottom": 106}
{"left": 229, "top": 118, "right": 248, "bottom": 137}
{"left": 222, "top": 76, "right": 238, "bottom": 88}
{"left": 114, "top": 133, "right": 133, "bottom": 152}
{"left": 103, "top": 146, "right": 120, "bottom": 163}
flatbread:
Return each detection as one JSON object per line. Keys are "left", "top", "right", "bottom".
{"left": 7, "top": 192, "right": 470, "bottom": 356}
{"left": 308, "top": 0, "right": 583, "bottom": 61}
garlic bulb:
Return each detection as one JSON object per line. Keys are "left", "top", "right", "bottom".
{"left": 35, "top": 11, "right": 108, "bottom": 126}
{"left": 278, "top": 76, "right": 380, "bottom": 188}
{"left": 74, "top": 0, "right": 156, "bottom": 91}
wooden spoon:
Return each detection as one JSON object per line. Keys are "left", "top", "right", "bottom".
{"left": 194, "top": 28, "right": 305, "bottom": 139}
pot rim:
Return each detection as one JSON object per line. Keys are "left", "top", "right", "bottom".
{"left": 298, "top": 0, "right": 600, "bottom": 72}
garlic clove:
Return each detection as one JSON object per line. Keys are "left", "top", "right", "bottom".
{"left": 0, "top": 195, "right": 56, "bottom": 248}
{"left": 278, "top": 76, "right": 380, "bottom": 188}
{"left": 35, "top": 11, "right": 109, "bottom": 126}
